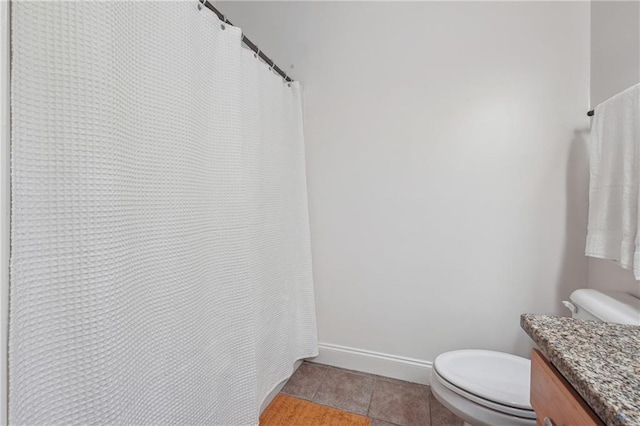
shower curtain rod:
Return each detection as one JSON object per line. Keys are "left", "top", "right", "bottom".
{"left": 202, "top": 0, "right": 294, "bottom": 83}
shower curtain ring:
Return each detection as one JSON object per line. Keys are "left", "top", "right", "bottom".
{"left": 254, "top": 49, "right": 260, "bottom": 59}
{"left": 197, "top": 0, "right": 205, "bottom": 11}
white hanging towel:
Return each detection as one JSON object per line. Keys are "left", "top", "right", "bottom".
{"left": 586, "top": 83, "right": 640, "bottom": 279}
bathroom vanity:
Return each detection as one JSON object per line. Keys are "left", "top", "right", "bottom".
{"left": 521, "top": 314, "right": 640, "bottom": 426}
{"left": 530, "top": 349, "right": 603, "bottom": 425}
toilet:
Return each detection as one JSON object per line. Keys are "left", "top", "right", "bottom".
{"left": 430, "top": 289, "right": 640, "bottom": 426}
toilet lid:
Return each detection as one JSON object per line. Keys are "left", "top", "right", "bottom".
{"left": 433, "top": 350, "right": 533, "bottom": 410}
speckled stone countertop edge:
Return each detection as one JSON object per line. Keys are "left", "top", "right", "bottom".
{"left": 520, "top": 314, "right": 639, "bottom": 426}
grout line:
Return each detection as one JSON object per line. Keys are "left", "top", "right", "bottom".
{"left": 280, "top": 389, "right": 312, "bottom": 402}
{"left": 370, "top": 418, "right": 404, "bottom": 426}
{"left": 310, "top": 363, "right": 330, "bottom": 402}
{"left": 309, "top": 361, "right": 379, "bottom": 379}
{"left": 366, "top": 378, "right": 405, "bottom": 426}
{"left": 366, "top": 376, "right": 375, "bottom": 417}
{"left": 307, "top": 393, "right": 370, "bottom": 418}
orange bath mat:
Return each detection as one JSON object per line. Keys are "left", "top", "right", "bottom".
{"left": 260, "top": 394, "right": 371, "bottom": 426}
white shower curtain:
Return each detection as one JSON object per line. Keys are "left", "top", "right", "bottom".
{"left": 9, "top": 2, "right": 317, "bottom": 424}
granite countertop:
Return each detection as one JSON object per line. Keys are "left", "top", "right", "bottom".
{"left": 521, "top": 314, "right": 640, "bottom": 426}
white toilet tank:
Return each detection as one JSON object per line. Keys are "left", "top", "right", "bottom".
{"left": 563, "top": 289, "right": 640, "bottom": 325}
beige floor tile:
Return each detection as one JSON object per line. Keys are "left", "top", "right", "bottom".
{"left": 429, "top": 390, "right": 464, "bottom": 426}
{"left": 368, "top": 378, "right": 430, "bottom": 426}
{"left": 281, "top": 362, "right": 329, "bottom": 400}
{"left": 312, "top": 367, "right": 375, "bottom": 415}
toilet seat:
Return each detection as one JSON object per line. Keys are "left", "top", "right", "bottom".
{"left": 432, "top": 350, "right": 536, "bottom": 420}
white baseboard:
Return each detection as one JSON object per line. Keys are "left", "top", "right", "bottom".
{"left": 310, "top": 343, "right": 432, "bottom": 385}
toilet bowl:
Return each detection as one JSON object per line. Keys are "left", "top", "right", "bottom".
{"left": 430, "top": 289, "right": 640, "bottom": 426}
{"left": 431, "top": 350, "right": 536, "bottom": 426}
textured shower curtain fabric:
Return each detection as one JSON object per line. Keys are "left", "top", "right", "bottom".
{"left": 10, "top": 2, "right": 317, "bottom": 425}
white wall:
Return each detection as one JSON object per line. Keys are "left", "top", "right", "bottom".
{"left": 218, "top": 1, "right": 591, "bottom": 378}
{"left": 588, "top": 0, "right": 640, "bottom": 297}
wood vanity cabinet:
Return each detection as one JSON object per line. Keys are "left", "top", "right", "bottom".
{"left": 530, "top": 349, "right": 604, "bottom": 426}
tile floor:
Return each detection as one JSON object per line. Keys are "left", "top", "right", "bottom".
{"left": 279, "top": 362, "right": 464, "bottom": 426}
